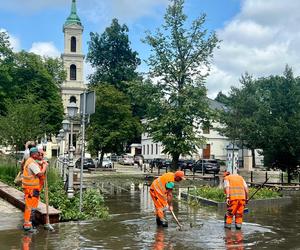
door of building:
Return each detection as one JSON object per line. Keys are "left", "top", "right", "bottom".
{"left": 202, "top": 144, "right": 211, "bottom": 159}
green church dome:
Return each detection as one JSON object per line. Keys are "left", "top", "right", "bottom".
{"left": 64, "top": 0, "right": 82, "bottom": 27}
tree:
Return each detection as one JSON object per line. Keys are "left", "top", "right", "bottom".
{"left": 218, "top": 67, "right": 300, "bottom": 182}
{"left": 217, "top": 74, "right": 262, "bottom": 169}
{"left": 0, "top": 32, "right": 65, "bottom": 136}
{"left": 86, "top": 85, "right": 141, "bottom": 166}
{"left": 87, "top": 18, "right": 141, "bottom": 92}
{"left": 142, "top": 0, "right": 219, "bottom": 168}
{"left": 0, "top": 98, "right": 44, "bottom": 152}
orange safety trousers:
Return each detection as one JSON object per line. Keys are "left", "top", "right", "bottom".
{"left": 150, "top": 188, "right": 167, "bottom": 220}
{"left": 225, "top": 199, "right": 245, "bottom": 225}
{"left": 23, "top": 189, "right": 40, "bottom": 227}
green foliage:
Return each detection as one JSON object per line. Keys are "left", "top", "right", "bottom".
{"left": 218, "top": 67, "right": 300, "bottom": 180}
{"left": 142, "top": 0, "right": 219, "bottom": 168}
{"left": 86, "top": 85, "right": 141, "bottom": 156}
{"left": 189, "top": 186, "right": 280, "bottom": 202}
{"left": 0, "top": 31, "right": 65, "bottom": 144}
{"left": 87, "top": 18, "right": 141, "bottom": 92}
{"left": 0, "top": 164, "right": 19, "bottom": 185}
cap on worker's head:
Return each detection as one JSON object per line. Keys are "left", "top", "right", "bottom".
{"left": 29, "top": 147, "right": 39, "bottom": 155}
{"left": 166, "top": 182, "right": 175, "bottom": 189}
{"left": 223, "top": 171, "right": 230, "bottom": 177}
{"left": 175, "top": 171, "right": 186, "bottom": 180}
{"left": 37, "top": 144, "right": 45, "bottom": 154}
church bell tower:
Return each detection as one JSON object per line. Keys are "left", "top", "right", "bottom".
{"left": 61, "top": 0, "right": 85, "bottom": 114}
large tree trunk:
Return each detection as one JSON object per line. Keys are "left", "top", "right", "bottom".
{"left": 99, "top": 151, "right": 105, "bottom": 168}
{"left": 251, "top": 148, "right": 256, "bottom": 169}
{"left": 287, "top": 167, "right": 292, "bottom": 184}
{"left": 171, "top": 152, "right": 180, "bottom": 171}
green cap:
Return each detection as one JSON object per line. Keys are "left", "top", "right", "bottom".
{"left": 166, "top": 182, "right": 175, "bottom": 189}
{"left": 29, "top": 147, "right": 38, "bottom": 155}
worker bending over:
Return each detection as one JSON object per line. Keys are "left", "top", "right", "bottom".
{"left": 150, "top": 171, "right": 185, "bottom": 227}
{"left": 22, "top": 147, "right": 48, "bottom": 231}
{"left": 224, "top": 171, "right": 249, "bottom": 230}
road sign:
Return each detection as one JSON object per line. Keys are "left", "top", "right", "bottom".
{"left": 80, "top": 91, "right": 95, "bottom": 115}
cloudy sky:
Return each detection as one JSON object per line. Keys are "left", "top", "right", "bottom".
{"left": 0, "top": 0, "right": 298, "bottom": 97}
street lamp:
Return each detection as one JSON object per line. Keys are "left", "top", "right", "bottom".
{"left": 66, "top": 102, "right": 78, "bottom": 198}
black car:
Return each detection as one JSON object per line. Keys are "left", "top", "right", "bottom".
{"left": 160, "top": 159, "right": 172, "bottom": 169}
{"left": 192, "top": 159, "right": 220, "bottom": 174}
{"left": 149, "top": 158, "right": 164, "bottom": 168}
{"left": 75, "top": 157, "right": 96, "bottom": 169}
{"left": 178, "top": 159, "right": 194, "bottom": 171}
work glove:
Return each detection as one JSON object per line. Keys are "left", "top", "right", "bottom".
{"left": 169, "top": 205, "right": 173, "bottom": 212}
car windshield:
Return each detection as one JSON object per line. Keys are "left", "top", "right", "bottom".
{"left": 205, "top": 160, "right": 218, "bottom": 164}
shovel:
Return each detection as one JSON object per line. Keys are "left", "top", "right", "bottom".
{"left": 170, "top": 210, "right": 183, "bottom": 230}
{"left": 244, "top": 177, "right": 270, "bottom": 214}
{"left": 44, "top": 171, "right": 54, "bottom": 231}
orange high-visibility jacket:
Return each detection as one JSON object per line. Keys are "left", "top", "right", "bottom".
{"left": 22, "top": 157, "right": 40, "bottom": 190}
{"left": 224, "top": 174, "right": 246, "bottom": 200}
{"left": 150, "top": 172, "right": 175, "bottom": 205}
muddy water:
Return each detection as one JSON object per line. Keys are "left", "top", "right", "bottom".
{"left": 0, "top": 179, "right": 300, "bottom": 249}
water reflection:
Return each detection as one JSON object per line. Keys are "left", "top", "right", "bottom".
{"left": 224, "top": 229, "right": 244, "bottom": 250}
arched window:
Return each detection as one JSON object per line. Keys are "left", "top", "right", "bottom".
{"left": 71, "top": 36, "right": 76, "bottom": 52}
{"left": 70, "top": 64, "right": 76, "bottom": 80}
{"left": 69, "top": 96, "right": 77, "bottom": 103}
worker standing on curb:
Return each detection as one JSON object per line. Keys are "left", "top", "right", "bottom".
{"left": 22, "top": 147, "right": 48, "bottom": 231}
{"left": 149, "top": 171, "right": 186, "bottom": 227}
{"left": 223, "top": 171, "right": 249, "bottom": 230}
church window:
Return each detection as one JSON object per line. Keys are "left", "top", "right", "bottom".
{"left": 71, "top": 36, "right": 76, "bottom": 52}
{"left": 70, "top": 96, "right": 77, "bottom": 103}
{"left": 70, "top": 64, "right": 77, "bottom": 80}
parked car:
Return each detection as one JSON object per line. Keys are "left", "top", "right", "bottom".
{"left": 101, "top": 158, "right": 112, "bottom": 168}
{"left": 149, "top": 158, "right": 165, "bottom": 168}
{"left": 118, "top": 155, "right": 134, "bottom": 165}
{"left": 75, "top": 157, "right": 96, "bottom": 169}
{"left": 192, "top": 159, "right": 220, "bottom": 174}
{"left": 178, "top": 159, "right": 195, "bottom": 171}
{"left": 134, "top": 155, "right": 144, "bottom": 165}
{"left": 160, "top": 159, "right": 172, "bottom": 169}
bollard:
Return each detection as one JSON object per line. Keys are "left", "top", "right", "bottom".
{"left": 158, "top": 167, "right": 160, "bottom": 176}
{"left": 165, "top": 166, "right": 168, "bottom": 173}
{"left": 144, "top": 164, "right": 146, "bottom": 173}
{"left": 112, "top": 162, "right": 114, "bottom": 169}
{"left": 184, "top": 169, "right": 186, "bottom": 176}
{"left": 250, "top": 171, "right": 253, "bottom": 184}
{"left": 265, "top": 171, "right": 268, "bottom": 182}
{"left": 151, "top": 165, "right": 153, "bottom": 173}
{"left": 298, "top": 173, "right": 300, "bottom": 184}
{"left": 193, "top": 170, "right": 195, "bottom": 180}
{"left": 281, "top": 172, "right": 284, "bottom": 184}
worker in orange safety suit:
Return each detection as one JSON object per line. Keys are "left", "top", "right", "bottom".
{"left": 22, "top": 147, "right": 48, "bottom": 231}
{"left": 224, "top": 171, "right": 249, "bottom": 230}
{"left": 149, "top": 171, "right": 186, "bottom": 227}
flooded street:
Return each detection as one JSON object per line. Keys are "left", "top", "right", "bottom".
{"left": 0, "top": 177, "right": 300, "bottom": 249}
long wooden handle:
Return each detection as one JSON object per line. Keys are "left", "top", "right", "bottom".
{"left": 170, "top": 210, "right": 182, "bottom": 228}
{"left": 44, "top": 172, "right": 50, "bottom": 225}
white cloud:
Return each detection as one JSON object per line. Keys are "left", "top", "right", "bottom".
{"left": 206, "top": 0, "right": 300, "bottom": 98}
{"left": 78, "top": 0, "right": 168, "bottom": 25}
{"left": 0, "top": 28, "right": 21, "bottom": 51}
{"left": 29, "top": 42, "right": 60, "bottom": 57}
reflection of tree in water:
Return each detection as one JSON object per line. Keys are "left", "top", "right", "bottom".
{"left": 225, "top": 229, "right": 244, "bottom": 250}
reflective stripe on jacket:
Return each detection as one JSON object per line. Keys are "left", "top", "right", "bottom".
{"left": 22, "top": 157, "right": 40, "bottom": 189}
{"left": 224, "top": 174, "right": 246, "bottom": 200}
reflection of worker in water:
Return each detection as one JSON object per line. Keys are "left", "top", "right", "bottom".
{"left": 22, "top": 234, "right": 32, "bottom": 250}
{"left": 224, "top": 171, "right": 248, "bottom": 230}
{"left": 149, "top": 171, "right": 185, "bottom": 227}
{"left": 225, "top": 228, "right": 244, "bottom": 250}
{"left": 153, "top": 228, "right": 165, "bottom": 250}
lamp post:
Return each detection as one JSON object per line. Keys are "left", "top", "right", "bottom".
{"left": 66, "top": 102, "right": 78, "bottom": 198}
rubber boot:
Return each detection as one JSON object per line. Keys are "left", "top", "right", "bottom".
{"left": 235, "top": 224, "right": 242, "bottom": 230}
{"left": 30, "top": 209, "right": 38, "bottom": 229}
{"left": 161, "top": 218, "right": 168, "bottom": 227}
{"left": 224, "top": 223, "right": 231, "bottom": 229}
{"left": 156, "top": 217, "right": 162, "bottom": 226}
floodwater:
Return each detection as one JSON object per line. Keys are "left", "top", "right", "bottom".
{"left": 0, "top": 178, "right": 300, "bottom": 249}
